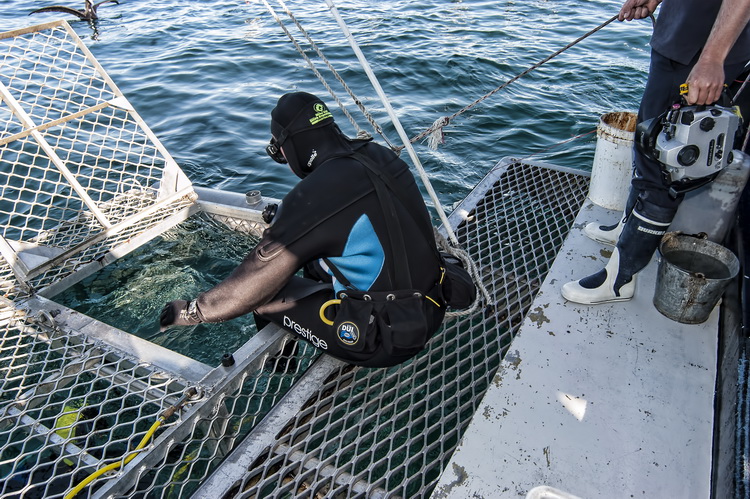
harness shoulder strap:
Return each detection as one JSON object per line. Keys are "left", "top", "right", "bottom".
{"left": 351, "top": 152, "right": 442, "bottom": 261}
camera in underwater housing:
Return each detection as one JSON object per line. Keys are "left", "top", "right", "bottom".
{"left": 635, "top": 100, "right": 742, "bottom": 195}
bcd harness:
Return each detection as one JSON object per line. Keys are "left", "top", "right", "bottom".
{"left": 318, "top": 151, "right": 474, "bottom": 356}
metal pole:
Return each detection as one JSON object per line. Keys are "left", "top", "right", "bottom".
{"left": 323, "top": 0, "right": 460, "bottom": 246}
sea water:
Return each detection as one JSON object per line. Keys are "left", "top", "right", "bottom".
{"left": 0, "top": 0, "right": 653, "bottom": 360}
{"left": 54, "top": 214, "right": 262, "bottom": 365}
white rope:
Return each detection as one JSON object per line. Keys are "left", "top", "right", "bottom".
{"left": 434, "top": 228, "right": 492, "bottom": 317}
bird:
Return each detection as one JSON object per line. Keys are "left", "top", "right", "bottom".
{"left": 29, "top": 0, "right": 120, "bottom": 21}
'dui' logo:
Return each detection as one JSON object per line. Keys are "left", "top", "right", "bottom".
{"left": 337, "top": 321, "right": 359, "bottom": 345}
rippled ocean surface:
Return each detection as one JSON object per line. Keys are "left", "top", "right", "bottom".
{"left": 1, "top": 0, "right": 654, "bottom": 362}
{"left": 1, "top": 0, "right": 652, "bottom": 202}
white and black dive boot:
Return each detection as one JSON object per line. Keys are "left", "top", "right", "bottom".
{"left": 583, "top": 188, "right": 639, "bottom": 246}
{"left": 562, "top": 209, "right": 670, "bottom": 305}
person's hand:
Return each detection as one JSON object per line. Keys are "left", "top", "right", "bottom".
{"left": 618, "top": 0, "right": 661, "bottom": 21}
{"left": 160, "top": 300, "right": 203, "bottom": 331}
{"left": 684, "top": 59, "right": 725, "bottom": 105}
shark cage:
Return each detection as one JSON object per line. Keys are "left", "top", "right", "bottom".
{"left": 0, "top": 21, "right": 589, "bottom": 498}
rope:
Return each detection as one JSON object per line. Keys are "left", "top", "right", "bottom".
{"left": 407, "top": 14, "right": 620, "bottom": 150}
{"left": 259, "top": 0, "right": 400, "bottom": 148}
{"left": 434, "top": 228, "right": 491, "bottom": 317}
{"left": 324, "top": 0, "right": 461, "bottom": 247}
{"left": 257, "top": 0, "right": 363, "bottom": 137}
{"left": 260, "top": 3, "right": 622, "bottom": 313}
{"left": 735, "top": 76, "right": 750, "bottom": 151}
{"left": 516, "top": 128, "right": 597, "bottom": 162}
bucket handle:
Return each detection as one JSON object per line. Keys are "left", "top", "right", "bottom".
{"left": 685, "top": 232, "right": 708, "bottom": 240}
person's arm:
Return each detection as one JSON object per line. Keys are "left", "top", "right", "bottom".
{"left": 618, "top": 0, "right": 662, "bottom": 22}
{"left": 159, "top": 240, "right": 303, "bottom": 330}
{"left": 686, "top": 0, "right": 750, "bottom": 105}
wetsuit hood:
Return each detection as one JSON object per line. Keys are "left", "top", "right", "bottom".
{"left": 270, "top": 92, "right": 344, "bottom": 179}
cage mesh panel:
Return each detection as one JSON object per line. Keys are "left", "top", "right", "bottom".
{"left": 0, "top": 255, "right": 15, "bottom": 300}
{"left": 0, "top": 194, "right": 194, "bottom": 301}
{"left": 0, "top": 135, "right": 91, "bottom": 244}
{"left": 0, "top": 25, "right": 115, "bottom": 131}
{"left": 39, "top": 105, "right": 168, "bottom": 221}
{"left": 229, "top": 162, "right": 589, "bottom": 498}
{"left": 0, "top": 21, "right": 191, "bottom": 291}
{"left": 109, "top": 339, "right": 321, "bottom": 499}
{"left": 26, "top": 195, "right": 194, "bottom": 294}
{"left": 0, "top": 308, "right": 191, "bottom": 499}
{"left": 208, "top": 214, "right": 267, "bottom": 240}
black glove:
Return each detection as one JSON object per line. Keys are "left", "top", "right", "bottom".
{"left": 160, "top": 299, "right": 204, "bottom": 331}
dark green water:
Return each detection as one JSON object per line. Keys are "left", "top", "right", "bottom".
{"left": 1, "top": 0, "right": 654, "bottom": 362}
{"left": 55, "top": 215, "right": 262, "bottom": 365}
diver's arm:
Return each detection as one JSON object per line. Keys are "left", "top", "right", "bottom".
{"left": 196, "top": 248, "right": 301, "bottom": 321}
{"left": 685, "top": 0, "right": 750, "bottom": 105}
{"left": 159, "top": 245, "right": 302, "bottom": 329}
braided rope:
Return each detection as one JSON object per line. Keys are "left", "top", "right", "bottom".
{"left": 407, "top": 14, "right": 620, "bottom": 150}
{"left": 434, "top": 229, "right": 491, "bottom": 318}
{"left": 262, "top": 0, "right": 402, "bottom": 148}
{"left": 259, "top": 0, "right": 363, "bottom": 136}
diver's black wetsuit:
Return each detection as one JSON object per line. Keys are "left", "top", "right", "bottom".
{"left": 192, "top": 140, "right": 445, "bottom": 367}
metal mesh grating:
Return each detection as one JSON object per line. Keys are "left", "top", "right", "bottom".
{"left": 0, "top": 306, "right": 192, "bottom": 499}
{"left": 108, "top": 339, "right": 321, "bottom": 499}
{"left": 219, "top": 160, "right": 589, "bottom": 498}
{"left": 0, "top": 24, "right": 115, "bottom": 130}
{"left": 0, "top": 21, "right": 193, "bottom": 291}
{"left": 0, "top": 211, "right": 326, "bottom": 499}
{"left": 26, "top": 194, "right": 195, "bottom": 295}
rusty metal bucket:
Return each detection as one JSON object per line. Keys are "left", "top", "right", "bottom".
{"left": 653, "top": 232, "right": 739, "bottom": 324}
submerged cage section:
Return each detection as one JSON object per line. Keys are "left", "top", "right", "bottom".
{"left": 0, "top": 20, "right": 590, "bottom": 499}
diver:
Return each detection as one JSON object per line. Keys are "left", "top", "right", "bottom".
{"left": 562, "top": 0, "right": 750, "bottom": 305}
{"left": 160, "top": 92, "right": 473, "bottom": 367}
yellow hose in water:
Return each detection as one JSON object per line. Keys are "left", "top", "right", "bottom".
{"left": 63, "top": 418, "right": 163, "bottom": 499}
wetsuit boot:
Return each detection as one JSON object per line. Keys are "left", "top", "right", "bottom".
{"left": 562, "top": 209, "right": 671, "bottom": 304}
{"left": 583, "top": 187, "right": 639, "bottom": 246}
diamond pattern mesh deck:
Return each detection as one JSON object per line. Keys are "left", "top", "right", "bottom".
{"left": 215, "top": 160, "right": 590, "bottom": 498}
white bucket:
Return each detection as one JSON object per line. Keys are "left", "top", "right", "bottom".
{"left": 588, "top": 111, "right": 637, "bottom": 211}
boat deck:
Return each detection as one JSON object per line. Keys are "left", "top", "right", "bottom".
{"left": 2, "top": 19, "right": 746, "bottom": 499}
{"left": 432, "top": 198, "right": 720, "bottom": 499}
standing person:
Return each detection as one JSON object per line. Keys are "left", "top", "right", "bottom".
{"left": 562, "top": 0, "right": 750, "bottom": 305}
{"left": 159, "top": 92, "right": 473, "bottom": 367}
